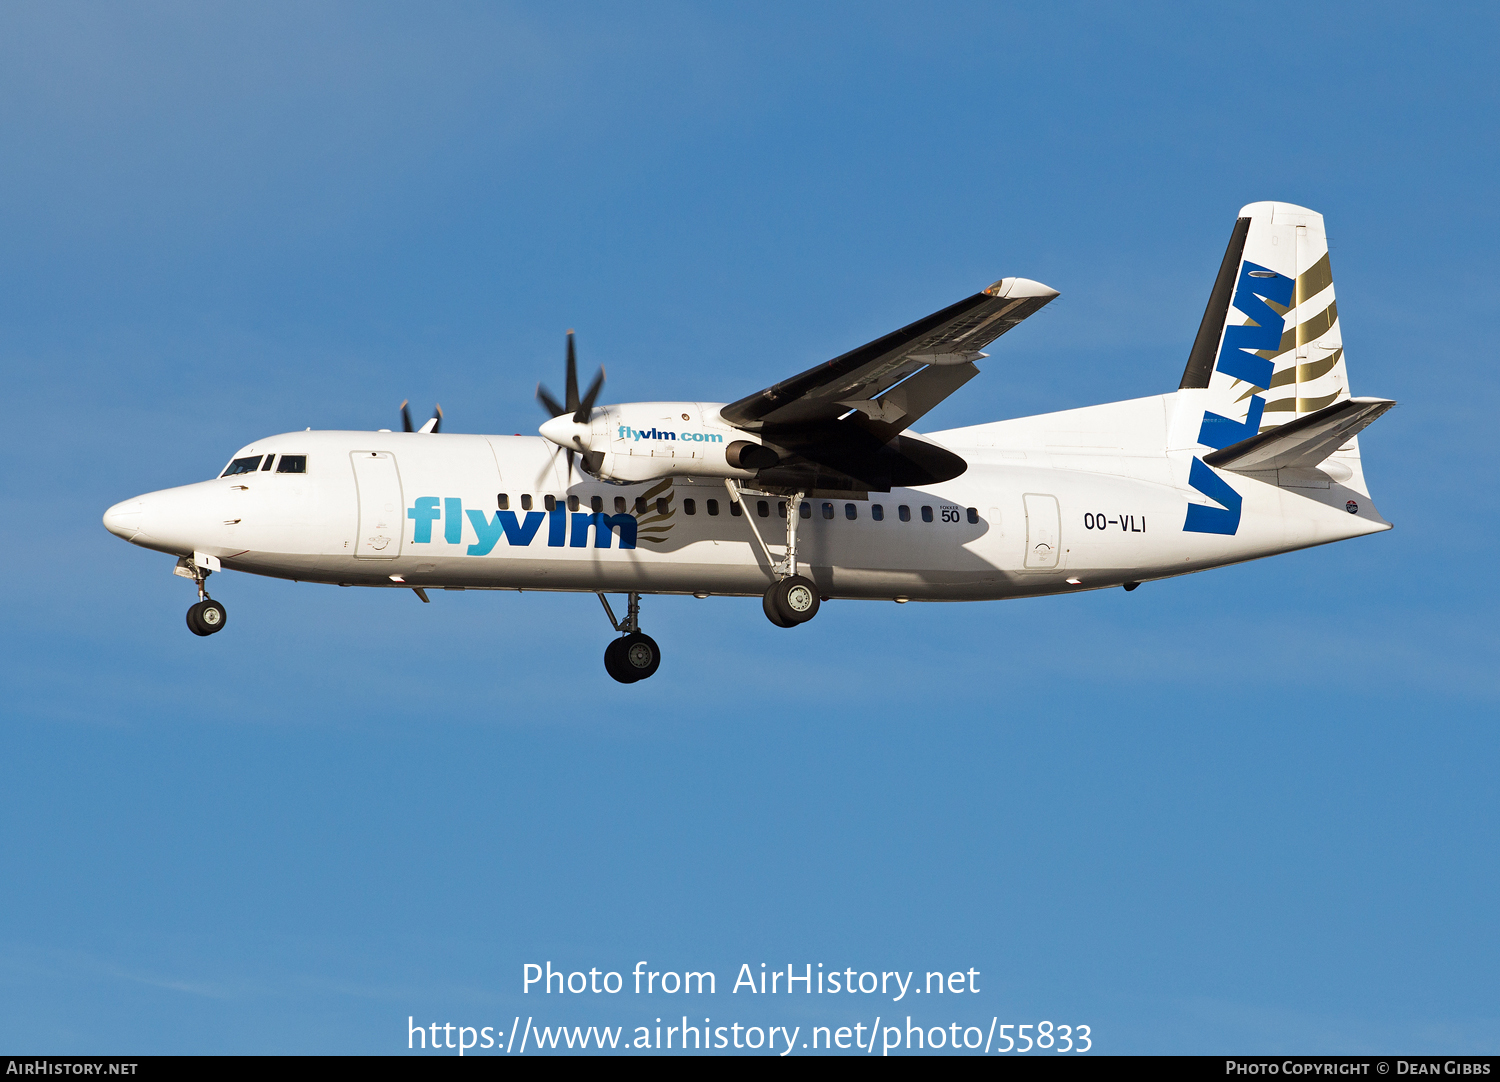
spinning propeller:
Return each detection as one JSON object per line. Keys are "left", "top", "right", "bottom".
{"left": 400, "top": 400, "right": 444, "bottom": 434}
{"left": 537, "top": 330, "right": 605, "bottom": 478}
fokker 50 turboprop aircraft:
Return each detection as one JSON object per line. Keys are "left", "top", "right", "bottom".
{"left": 104, "top": 202, "right": 1394, "bottom": 683}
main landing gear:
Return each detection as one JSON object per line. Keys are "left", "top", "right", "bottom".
{"left": 178, "top": 555, "right": 228, "bottom": 637}
{"left": 727, "top": 481, "right": 821, "bottom": 629}
{"left": 598, "top": 592, "right": 661, "bottom": 684}
{"left": 763, "top": 575, "right": 819, "bottom": 628}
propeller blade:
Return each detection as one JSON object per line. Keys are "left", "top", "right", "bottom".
{"left": 573, "top": 366, "right": 605, "bottom": 424}
{"left": 564, "top": 330, "right": 580, "bottom": 414}
{"left": 565, "top": 448, "right": 575, "bottom": 479}
{"left": 430, "top": 404, "right": 443, "bottom": 434}
{"left": 537, "top": 384, "right": 566, "bottom": 418}
{"left": 536, "top": 443, "right": 562, "bottom": 488}
{"left": 539, "top": 331, "right": 599, "bottom": 426}
{"left": 400, "top": 400, "right": 414, "bottom": 432}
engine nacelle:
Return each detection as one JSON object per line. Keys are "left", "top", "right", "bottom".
{"left": 539, "top": 402, "right": 776, "bottom": 485}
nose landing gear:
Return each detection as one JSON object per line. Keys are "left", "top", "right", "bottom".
{"left": 187, "top": 599, "right": 228, "bottom": 636}
{"left": 177, "top": 555, "right": 228, "bottom": 637}
{"left": 599, "top": 592, "right": 661, "bottom": 683}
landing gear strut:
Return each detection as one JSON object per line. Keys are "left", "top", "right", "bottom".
{"left": 599, "top": 591, "right": 661, "bottom": 683}
{"left": 727, "top": 481, "right": 820, "bottom": 628}
{"left": 177, "top": 555, "right": 228, "bottom": 637}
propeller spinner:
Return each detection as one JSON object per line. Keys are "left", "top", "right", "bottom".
{"left": 537, "top": 330, "right": 604, "bottom": 476}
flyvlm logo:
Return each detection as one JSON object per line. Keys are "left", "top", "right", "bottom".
{"left": 407, "top": 497, "right": 638, "bottom": 553}
{"left": 616, "top": 425, "right": 724, "bottom": 444}
{"left": 1184, "top": 260, "right": 1294, "bottom": 536}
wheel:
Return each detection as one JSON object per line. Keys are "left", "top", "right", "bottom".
{"left": 768, "top": 575, "right": 820, "bottom": 625}
{"left": 187, "top": 599, "right": 228, "bottom": 636}
{"left": 186, "top": 601, "right": 211, "bottom": 636}
{"left": 617, "top": 632, "right": 661, "bottom": 681}
{"left": 197, "top": 599, "right": 227, "bottom": 634}
{"left": 763, "top": 586, "right": 795, "bottom": 627}
{"left": 778, "top": 576, "right": 819, "bottom": 623}
{"left": 604, "top": 637, "right": 639, "bottom": 684}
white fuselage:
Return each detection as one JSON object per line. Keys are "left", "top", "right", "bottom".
{"left": 101, "top": 392, "right": 1389, "bottom": 602}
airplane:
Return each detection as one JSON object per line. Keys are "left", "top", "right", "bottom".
{"left": 102, "top": 201, "right": 1395, "bottom": 683}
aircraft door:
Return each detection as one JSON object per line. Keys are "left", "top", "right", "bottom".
{"left": 1023, "top": 493, "right": 1061, "bottom": 569}
{"left": 351, "top": 451, "right": 404, "bottom": 559}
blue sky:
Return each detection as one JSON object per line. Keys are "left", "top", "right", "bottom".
{"left": 1, "top": 1, "right": 1496, "bottom": 1055}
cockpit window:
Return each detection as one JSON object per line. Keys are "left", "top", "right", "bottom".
{"left": 221, "top": 456, "right": 263, "bottom": 476}
{"left": 275, "top": 455, "right": 307, "bottom": 474}
{"left": 260, "top": 456, "right": 274, "bottom": 471}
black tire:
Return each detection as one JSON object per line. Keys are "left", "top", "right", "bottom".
{"left": 617, "top": 632, "right": 661, "bottom": 681}
{"left": 604, "top": 637, "right": 639, "bottom": 684}
{"left": 186, "top": 602, "right": 211, "bottom": 636}
{"left": 763, "top": 586, "right": 796, "bottom": 627}
{"left": 771, "top": 575, "right": 820, "bottom": 625}
{"left": 197, "top": 599, "right": 228, "bottom": 634}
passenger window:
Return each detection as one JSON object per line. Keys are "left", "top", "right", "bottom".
{"left": 777, "top": 501, "right": 786, "bottom": 518}
{"left": 684, "top": 498, "right": 696, "bottom": 515}
{"left": 221, "top": 456, "right": 262, "bottom": 477}
{"left": 730, "top": 500, "right": 743, "bottom": 517}
{"left": 872, "top": 504, "right": 884, "bottom": 521}
{"left": 707, "top": 499, "right": 720, "bottom": 516}
{"left": 821, "top": 502, "right": 834, "bottom": 520}
{"left": 657, "top": 498, "right": 669, "bottom": 515}
{"left": 276, "top": 455, "right": 307, "bottom": 474}
{"left": 261, "top": 456, "right": 275, "bottom": 471}
{"left": 567, "top": 495, "right": 580, "bottom": 512}
{"left": 921, "top": 505, "right": 934, "bottom": 522}
{"left": 967, "top": 507, "right": 979, "bottom": 524}
{"left": 521, "top": 494, "right": 533, "bottom": 511}
{"left": 898, "top": 505, "right": 911, "bottom": 522}
{"left": 757, "top": 500, "right": 769, "bottom": 518}
{"left": 845, "top": 503, "right": 857, "bottom": 520}
{"left": 799, "top": 502, "right": 811, "bottom": 519}
{"left": 635, "top": 496, "right": 648, "bottom": 514}
{"left": 615, "top": 497, "right": 628, "bottom": 514}
{"left": 545, "top": 495, "right": 557, "bottom": 512}
{"left": 498, "top": 493, "right": 509, "bottom": 510}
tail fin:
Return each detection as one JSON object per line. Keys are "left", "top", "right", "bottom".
{"left": 1175, "top": 202, "right": 1380, "bottom": 485}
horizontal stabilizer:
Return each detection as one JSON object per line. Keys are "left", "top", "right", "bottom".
{"left": 1204, "top": 397, "right": 1395, "bottom": 472}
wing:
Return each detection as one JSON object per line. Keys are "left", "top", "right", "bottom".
{"left": 719, "top": 276, "right": 1058, "bottom": 491}
{"left": 720, "top": 276, "right": 1058, "bottom": 434}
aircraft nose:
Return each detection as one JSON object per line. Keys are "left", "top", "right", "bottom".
{"left": 102, "top": 498, "right": 144, "bottom": 541}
